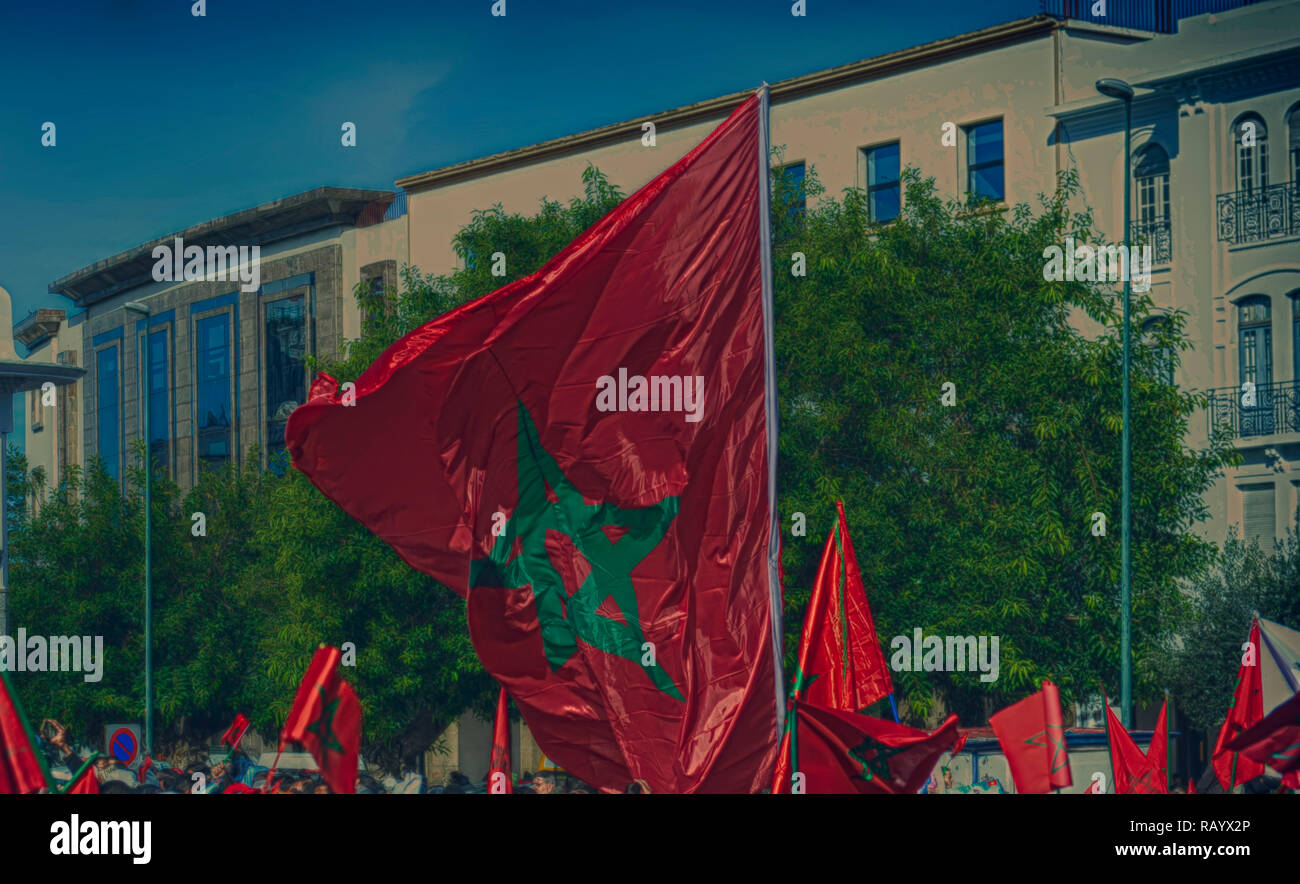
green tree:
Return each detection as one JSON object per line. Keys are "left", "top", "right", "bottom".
{"left": 774, "top": 166, "right": 1237, "bottom": 723}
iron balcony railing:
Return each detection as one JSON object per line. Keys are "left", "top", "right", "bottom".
{"left": 1207, "top": 379, "right": 1300, "bottom": 439}
{"left": 1216, "top": 183, "right": 1300, "bottom": 245}
{"left": 1130, "top": 218, "right": 1172, "bottom": 265}
{"left": 1040, "top": 0, "right": 1266, "bottom": 34}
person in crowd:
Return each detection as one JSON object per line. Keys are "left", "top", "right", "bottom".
{"left": 532, "top": 771, "right": 557, "bottom": 794}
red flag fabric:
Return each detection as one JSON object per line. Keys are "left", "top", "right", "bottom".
{"left": 1224, "top": 686, "right": 1300, "bottom": 776}
{"left": 1187, "top": 777, "right": 1196, "bottom": 794}
{"left": 772, "top": 700, "right": 959, "bottom": 794}
{"left": 488, "top": 686, "right": 513, "bottom": 794}
{"left": 1103, "top": 694, "right": 1168, "bottom": 794}
{"left": 281, "top": 647, "right": 361, "bottom": 795}
{"left": 286, "top": 93, "right": 781, "bottom": 793}
{"left": 989, "top": 680, "right": 1072, "bottom": 793}
{"left": 66, "top": 763, "right": 99, "bottom": 795}
{"left": 792, "top": 501, "right": 892, "bottom": 711}
{"left": 0, "top": 670, "right": 49, "bottom": 794}
{"left": 1212, "top": 619, "right": 1265, "bottom": 790}
{"left": 221, "top": 713, "right": 250, "bottom": 749}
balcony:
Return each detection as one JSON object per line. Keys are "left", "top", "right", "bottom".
{"left": 1216, "top": 183, "right": 1300, "bottom": 245}
{"left": 1207, "top": 380, "right": 1300, "bottom": 439}
{"left": 1131, "top": 218, "right": 1172, "bottom": 265}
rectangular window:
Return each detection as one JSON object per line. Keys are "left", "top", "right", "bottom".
{"left": 363, "top": 275, "right": 384, "bottom": 328}
{"left": 778, "top": 162, "right": 806, "bottom": 224}
{"left": 1242, "top": 484, "right": 1276, "bottom": 548}
{"left": 140, "top": 328, "right": 170, "bottom": 473}
{"left": 865, "top": 143, "right": 901, "bottom": 223}
{"left": 30, "top": 388, "right": 42, "bottom": 433}
{"left": 965, "top": 120, "right": 1004, "bottom": 202}
{"left": 195, "top": 313, "right": 232, "bottom": 469}
{"left": 265, "top": 295, "right": 307, "bottom": 463}
{"left": 96, "top": 345, "right": 120, "bottom": 479}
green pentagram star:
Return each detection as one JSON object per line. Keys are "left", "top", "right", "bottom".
{"left": 305, "top": 686, "right": 344, "bottom": 755}
{"left": 1025, "top": 725, "right": 1069, "bottom": 774}
{"left": 469, "top": 400, "right": 684, "bottom": 700}
{"left": 847, "top": 735, "right": 908, "bottom": 783}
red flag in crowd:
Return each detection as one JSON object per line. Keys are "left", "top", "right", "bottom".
{"left": 489, "top": 686, "right": 513, "bottom": 794}
{"left": 1102, "top": 693, "right": 1168, "bottom": 794}
{"left": 280, "top": 646, "right": 361, "bottom": 795}
{"left": 65, "top": 759, "right": 99, "bottom": 795}
{"left": 792, "top": 501, "right": 892, "bottom": 711}
{"left": 1225, "top": 686, "right": 1300, "bottom": 777}
{"left": 287, "top": 91, "right": 783, "bottom": 793}
{"left": 0, "top": 670, "right": 50, "bottom": 794}
{"left": 990, "top": 680, "right": 1072, "bottom": 793}
{"left": 1212, "top": 619, "right": 1265, "bottom": 790}
{"left": 221, "top": 713, "right": 251, "bottom": 749}
{"left": 772, "top": 700, "right": 960, "bottom": 794}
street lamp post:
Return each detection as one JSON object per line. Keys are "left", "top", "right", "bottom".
{"left": 1096, "top": 77, "right": 1135, "bottom": 729}
{"left": 124, "top": 301, "right": 152, "bottom": 755}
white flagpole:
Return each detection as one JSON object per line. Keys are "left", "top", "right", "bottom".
{"left": 756, "top": 82, "right": 786, "bottom": 736}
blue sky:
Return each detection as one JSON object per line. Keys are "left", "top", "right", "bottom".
{"left": 0, "top": 0, "right": 1036, "bottom": 323}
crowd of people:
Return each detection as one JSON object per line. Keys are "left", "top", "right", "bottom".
{"left": 35, "top": 719, "right": 651, "bottom": 794}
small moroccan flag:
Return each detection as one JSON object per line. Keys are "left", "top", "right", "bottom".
{"left": 1102, "top": 693, "right": 1168, "bottom": 794}
{"left": 773, "top": 700, "right": 960, "bottom": 794}
{"left": 65, "top": 756, "right": 100, "bottom": 795}
{"left": 221, "top": 713, "right": 251, "bottom": 749}
{"left": 1225, "top": 686, "right": 1300, "bottom": 776}
{"left": 0, "top": 669, "right": 50, "bottom": 794}
{"left": 990, "top": 680, "right": 1072, "bottom": 793}
{"left": 1212, "top": 619, "right": 1265, "bottom": 790}
{"left": 281, "top": 646, "right": 361, "bottom": 795}
{"left": 489, "top": 686, "right": 513, "bottom": 794}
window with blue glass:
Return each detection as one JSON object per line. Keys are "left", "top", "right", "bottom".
{"left": 195, "top": 313, "right": 232, "bottom": 469}
{"left": 140, "top": 329, "right": 170, "bottom": 472}
{"left": 865, "top": 142, "right": 901, "bottom": 223}
{"left": 96, "top": 345, "right": 120, "bottom": 479}
{"left": 965, "top": 120, "right": 1004, "bottom": 202}
{"left": 778, "top": 162, "right": 806, "bottom": 224}
{"left": 1239, "top": 296, "right": 1273, "bottom": 435}
{"left": 266, "top": 295, "right": 306, "bottom": 463}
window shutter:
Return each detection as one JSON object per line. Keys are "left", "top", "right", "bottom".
{"left": 1242, "top": 484, "right": 1276, "bottom": 548}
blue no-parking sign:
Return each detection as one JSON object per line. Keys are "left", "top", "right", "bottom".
{"left": 104, "top": 724, "right": 142, "bottom": 765}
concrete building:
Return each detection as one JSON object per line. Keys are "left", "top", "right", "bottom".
{"left": 36, "top": 187, "right": 407, "bottom": 489}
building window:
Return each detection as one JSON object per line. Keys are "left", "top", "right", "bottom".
{"left": 1239, "top": 296, "right": 1273, "bottom": 435}
{"left": 1142, "top": 317, "right": 1174, "bottom": 386}
{"left": 777, "top": 162, "right": 806, "bottom": 225}
{"left": 1234, "top": 114, "right": 1269, "bottom": 192}
{"left": 30, "top": 388, "right": 43, "bottom": 433}
{"left": 965, "top": 120, "right": 1004, "bottom": 202}
{"left": 96, "top": 345, "right": 120, "bottom": 479}
{"left": 1288, "top": 104, "right": 1300, "bottom": 186}
{"left": 266, "top": 295, "right": 307, "bottom": 463}
{"left": 1133, "top": 144, "right": 1171, "bottom": 264}
{"left": 140, "top": 328, "right": 170, "bottom": 473}
{"left": 195, "top": 313, "right": 232, "bottom": 469}
{"left": 864, "top": 142, "right": 901, "bottom": 223}
{"left": 363, "top": 275, "right": 384, "bottom": 328}
{"left": 1241, "top": 483, "right": 1276, "bottom": 549}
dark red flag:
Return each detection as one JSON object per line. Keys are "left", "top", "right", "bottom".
{"left": 65, "top": 761, "right": 99, "bottom": 795}
{"left": 1103, "top": 694, "right": 1167, "bottom": 794}
{"left": 989, "top": 680, "right": 1072, "bottom": 793}
{"left": 287, "top": 92, "right": 783, "bottom": 793}
{"left": 488, "top": 685, "right": 513, "bottom": 794}
{"left": 1212, "top": 619, "right": 1265, "bottom": 790}
{"left": 1225, "top": 687, "right": 1300, "bottom": 776}
{"left": 792, "top": 501, "right": 892, "bottom": 711}
{"left": 221, "top": 713, "right": 250, "bottom": 749}
{"left": 281, "top": 646, "right": 361, "bottom": 795}
{"left": 773, "top": 700, "right": 959, "bottom": 794}
{"left": 0, "top": 670, "right": 50, "bottom": 794}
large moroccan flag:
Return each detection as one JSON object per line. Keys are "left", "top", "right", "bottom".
{"left": 280, "top": 646, "right": 361, "bottom": 795}
{"left": 1212, "top": 619, "right": 1265, "bottom": 790}
{"left": 773, "top": 700, "right": 959, "bottom": 794}
{"left": 488, "top": 685, "right": 513, "bottom": 794}
{"left": 1102, "top": 693, "right": 1168, "bottom": 794}
{"left": 989, "top": 680, "right": 1072, "bottom": 793}
{"left": 287, "top": 91, "right": 783, "bottom": 793}
{"left": 0, "top": 669, "right": 50, "bottom": 794}
{"left": 1225, "top": 686, "right": 1300, "bottom": 777}
{"left": 792, "top": 501, "right": 892, "bottom": 711}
